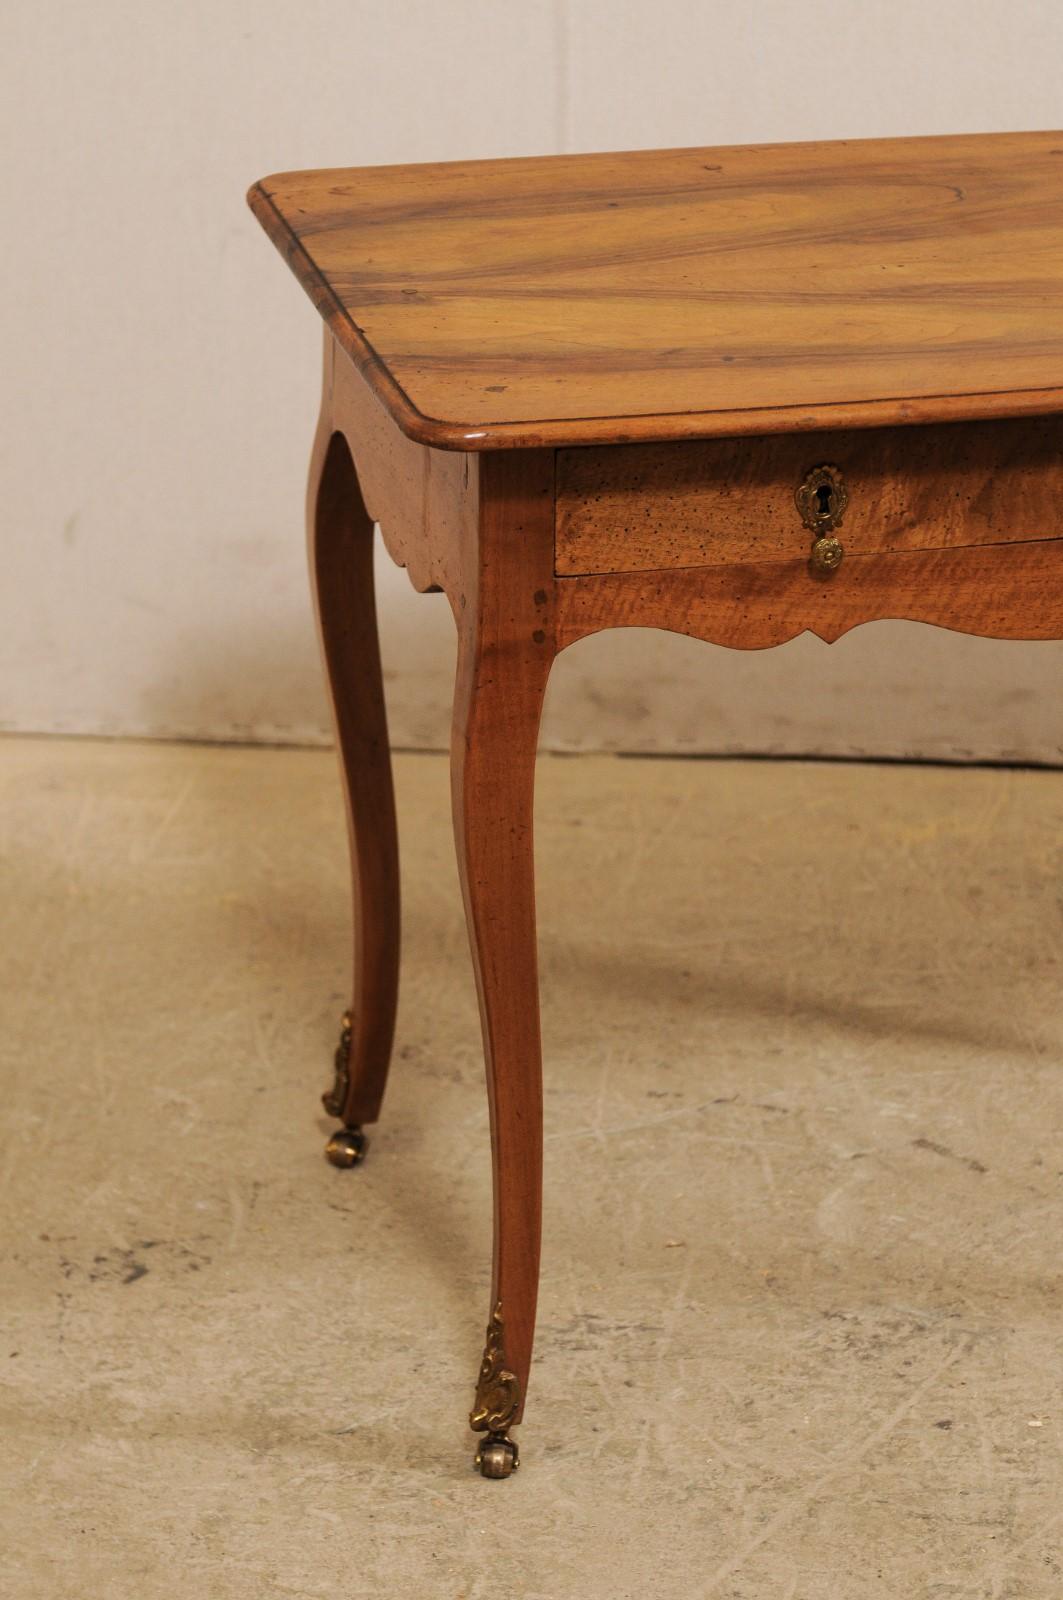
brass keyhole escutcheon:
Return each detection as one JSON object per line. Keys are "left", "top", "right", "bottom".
{"left": 796, "top": 463, "right": 848, "bottom": 574}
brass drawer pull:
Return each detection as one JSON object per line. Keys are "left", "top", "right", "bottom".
{"left": 810, "top": 532, "right": 844, "bottom": 573}
{"left": 796, "top": 463, "right": 847, "bottom": 573}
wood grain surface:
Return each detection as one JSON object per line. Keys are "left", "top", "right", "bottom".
{"left": 249, "top": 132, "right": 1063, "bottom": 450}
{"left": 554, "top": 537, "right": 1063, "bottom": 652}
{"left": 450, "top": 451, "right": 557, "bottom": 1422}
{"left": 306, "top": 411, "right": 400, "bottom": 1126}
{"left": 324, "top": 330, "right": 469, "bottom": 597}
{"left": 318, "top": 338, "right": 559, "bottom": 1423}
{"left": 556, "top": 416, "right": 1063, "bottom": 574}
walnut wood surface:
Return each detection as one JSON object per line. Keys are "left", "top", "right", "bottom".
{"left": 317, "top": 342, "right": 557, "bottom": 1421}
{"left": 249, "top": 132, "right": 1063, "bottom": 450}
{"left": 324, "top": 329, "right": 469, "bottom": 597}
{"left": 450, "top": 451, "right": 557, "bottom": 1419}
{"left": 554, "top": 537, "right": 1063, "bottom": 651}
{"left": 307, "top": 386, "right": 400, "bottom": 1125}
{"left": 556, "top": 416, "right": 1063, "bottom": 576}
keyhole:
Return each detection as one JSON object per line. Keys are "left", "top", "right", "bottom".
{"left": 815, "top": 483, "right": 834, "bottom": 518}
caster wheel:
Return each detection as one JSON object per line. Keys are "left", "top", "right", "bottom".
{"left": 475, "top": 1432, "right": 519, "bottom": 1479}
{"left": 325, "top": 1126, "right": 367, "bottom": 1168}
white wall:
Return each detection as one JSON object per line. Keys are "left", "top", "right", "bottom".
{"left": 3, "top": 1, "right": 1063, "bottom": 761}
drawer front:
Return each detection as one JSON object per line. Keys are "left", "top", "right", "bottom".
{"left": 555, "top": 417, "right": 1063, "bottom": 576}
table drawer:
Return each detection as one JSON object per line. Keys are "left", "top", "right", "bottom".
{"left": 555, "top": 417, "right": 1063, "bottom": 577}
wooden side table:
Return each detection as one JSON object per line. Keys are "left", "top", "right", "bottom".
{"left": 248, "top": 132, "right": 1063, "bottom": 1477}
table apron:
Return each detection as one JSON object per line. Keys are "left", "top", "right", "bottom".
{"left": 552, "top": 536, "right": 1063, "bottom": 652}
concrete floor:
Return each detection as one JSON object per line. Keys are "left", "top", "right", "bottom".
{"left": 2, "top": 736, "right": 1062, "bottom": 1598}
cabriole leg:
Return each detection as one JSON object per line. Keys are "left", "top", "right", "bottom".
{"left": 451, "top": 451, "right": 556, "bottom": 1476}
{"left": 307, "top": 421, "right": 400, "bottom": 1166}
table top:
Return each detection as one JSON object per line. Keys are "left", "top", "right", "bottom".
{"left": 249, "top": 132, "right": 1063, "bottom": 451}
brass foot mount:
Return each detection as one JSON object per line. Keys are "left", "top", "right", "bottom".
{"left": 470, "top": 1302, "right": 521, "bottom": 1479}
{"left": 322, "top": 1009, "right": 353, "bottom": 1118}
{"left": 322, "top": 1010, "right": 367, "bottom": 1167}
